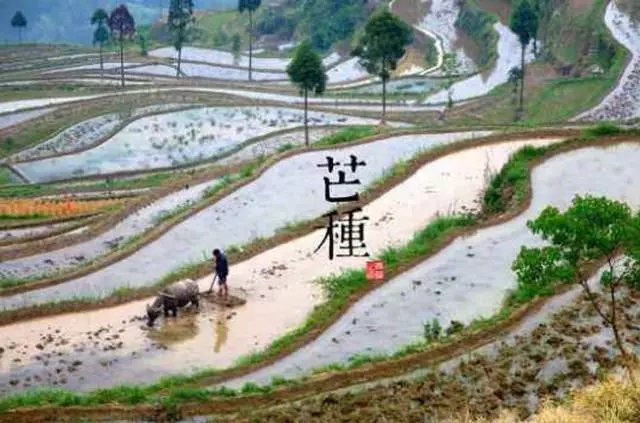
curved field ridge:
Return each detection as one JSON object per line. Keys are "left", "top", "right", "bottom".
{"left": 9, "top": 114, "right": 123, "bottom": 162}
{"left": 0, "top": 178, "right": 222, "bottom": 280}
{"left": 0, "top": 108, "right": 57, "bottom": 131}
{"left": 13, "top": 107, "right": 409, "bottom": 182}
{"left": 148, "top": 46, "right": 342, "bottom": 71}
{"left": 217, "top": 140, "right": 640, "bottom": 389}
{"left": 422, "top": 22, "right": 535, "bottom": 105}
{"left": 0, "top": 135, "right": 552, "bottom": 393}
{"left": 572, "top": 1, "right": 640, "bottom": 122}
{"left": 0, "top": 86, "right": 438, "bottom": 116}
{"left": 0, "top": 131, "right": 491, "bottom": 310}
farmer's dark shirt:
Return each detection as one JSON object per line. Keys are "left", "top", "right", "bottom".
{"left": 215, "top": 253, "right": 229, "bottom": 277}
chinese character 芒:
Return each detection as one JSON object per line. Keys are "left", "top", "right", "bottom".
{"left": 316, "top": 154, "right": 367, "bottom": 203}
{"left": 314, "top": 206, "right": 370, "bottom": 260}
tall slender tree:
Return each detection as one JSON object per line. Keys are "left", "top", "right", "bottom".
{"left": 509, "top": 0, "right": 538, "bottom": 120}
{"left": 108, "top": 5, "right": 136, "bottom": 88}
{"left": 91, "top": 9, "right": 110, "bottom": 79}
{"left": 238, "top": 0, "right": 262, "bottom": 81}
{"left": 168, "top": 0, "right": 195, "bottom": 78}
{"left": 351, "top": 9, "right": 413, "bottom": 123}
{"left": 286, "top": 40, "right": 327, "bottom": 147}
{"left": 10, "top": 11, "right": 27, "bottom": 44}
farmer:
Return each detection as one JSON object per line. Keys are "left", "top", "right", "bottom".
{"left": 212, "top": 248, "right": 229, "bottom": 300}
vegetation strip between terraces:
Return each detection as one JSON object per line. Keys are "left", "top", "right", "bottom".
{"left": 0, "top": 127, "right": 632, "bottom": 419}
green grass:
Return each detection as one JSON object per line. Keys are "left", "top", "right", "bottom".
{"left": 315, "top": 125, "right": 383, "bottom": 146}
{"left": 0, "top": 165, "right": 19, "bottom": 185}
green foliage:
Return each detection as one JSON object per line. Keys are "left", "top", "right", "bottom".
{"left": 351, "top": 9, "right": 413, "bottom": 82}
{"left": 424, "top": 35, "right": 438, "bottom": 66}
{"left": 108, "top": 4, "right": 136, "bottom": 40}
{"left": 510, "top": 0, "right": 538, "bottom": 47}
{"left": 442, "top": 51, "right": 461, "bottom": 109}
{"left": 301, "top": 0, "right": 369, "bottom": 51}
{"left": 512, "top": 195, "right": 640, "bottom": 306}
{"left": 423, "top": 318, "right": 442, "bottom": 342}
{"left": 286, "top": 40, "right": 327, "bottom": 97}
{"left": 11, "top": 11, "right": 27, "bottom": 28}
{"left": 238, "top": 0, "right": 262, "bottom": 14}
{"left": 315, "top": 125, "right": 379, "bottom": 146}
{"left": 483, "top": 145, "right": 548, "bottom": 213}
{"left": 167, "top": 0, "right": 195, "bottom": 52}
{"left": 93, "top": 25, "right": 109, "bottom": 46}
{"left": 138, "top": 30, "right": 149, "bottom": 56}
{"left": 455, "top": 0, "right": 499, "bottom": 67}
{"left": 584, "top": 123, "right": 623, "bottom": 137}
{"left": 231, "top": 33, "right": 242, "bottom": 64}
{"left": 90, "top": 8, "right": 108, "bottom": 26}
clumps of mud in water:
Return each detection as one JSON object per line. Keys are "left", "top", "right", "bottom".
{"left": 259, "top": 263, "right": 288, "bottom": 278}
{"left": 208, "top": 289, "right": 640, "bottom": 422}
{"left": 0, "top": 315, "right": 167, "bottom": 392}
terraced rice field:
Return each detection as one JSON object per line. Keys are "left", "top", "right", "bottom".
{"left": 0, "top": 2, "right": 639, "bottom": 422}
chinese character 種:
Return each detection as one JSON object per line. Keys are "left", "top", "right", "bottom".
{"left": 313, "top": 206, "right": 370, "bottom": 260}
{"left": 316, "top": 155, "right": 367, "bottom": 203}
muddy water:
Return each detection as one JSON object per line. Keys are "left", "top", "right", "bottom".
{"left": 423, "top": 22, "right": 535, "bottom": 105}
{"left": 0, "top": 178, "right": 222, "bottom": 280}
{"left": 0, "top": 131, "right": 527, "bottom": 392}
{"left": 572, "top": 2, "right": 640, "bottom": 122}
{"left": 216, "top": 141, "right": 640, "bottom": 389}
{"left": 0, "top": 131, "right": 494, "bottom": 310}
{"left": 16, "top": 107, "right": 399, "bottom": 183}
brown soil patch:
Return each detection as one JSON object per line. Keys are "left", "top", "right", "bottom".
{"left": 390, "top": 0, "right": 430, "bottom": 25}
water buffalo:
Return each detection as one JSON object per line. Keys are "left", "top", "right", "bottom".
{"left": 146, "top": 279, "right": 200, "bottom": 327}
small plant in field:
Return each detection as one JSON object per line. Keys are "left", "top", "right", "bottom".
{"left": 423, "top": 318, "right": 442, "bottom": 342}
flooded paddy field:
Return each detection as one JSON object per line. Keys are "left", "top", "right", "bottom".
{"left": 0, "top": 130, "right": 492, "bottom": 310}
{"left": 0, "top": 135, "right": 556, "bottom": 393}
{"left": 13, "top": 106, "right": 403, "bottom": 183}
{"left": 217, "top": 141, "right": 640, "bottom": 389}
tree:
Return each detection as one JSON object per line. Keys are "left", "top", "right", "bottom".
{"left": 441, "top": 51, "right": 461, "bottom": 110}
{"left": 351, "top": 9, "right": 413, "bottom": 123}
{"left": 108, "top": 5, "right": 136, "bottom": 88}
{"left": 91, "top": 9, "right": 110, "bottom": 79}
{"left": 10, "top": 11, "right": 27, "bottom": 44}
{"left": 531, "top": 0, "right": 553, "bottom": 57}
{"left": 509, "top": 0, "right": 538, "bottom": 120}
{"left": 238, "top": 0, "right": 262, "bottom": 81}
{"left": 286, "top": 40, "right": 327, "bottom": 147}
{"left": 168, "top": 0, "right": 195, "bottom": 79}
{"left": 231, "top": 33, "right": 242, "bottom": 66}
{"left": 507, "top": 66, "right": 523, "bottom": 114}
{"left": 138, "top": 31, "right": 149, "bottom": 56}
{"left": 512, "top": 195, "right": 640, "bottom": 376}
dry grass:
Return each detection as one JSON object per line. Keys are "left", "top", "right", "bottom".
{"left": 460, "top": 369, "right": 640, "bottom": 423}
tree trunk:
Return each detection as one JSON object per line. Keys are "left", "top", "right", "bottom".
{"left": 304, "top": 87, "right": 309, "bottom": 147}
{"left": 99, "top": 43, "right": 104, "bottom": 80}
{"left": 120, "top": 34, "right": 125, "bottom": 88}
{"left": 177, "top": 47, "right": 182, "bottom": 79}
{"left": 381, "top": 71, "right": 387, "bottom": 124}
{"left": 518, "top": 44, "right": 525, "bottom": 118}
{"left": 18, "top": 28, "right": 22, "bottom": 44}
{"left": 248, "top": 10, "right": 253, "bottom": 82}
{"left": 609, "top": 281, "right": 630, "bottom": 360}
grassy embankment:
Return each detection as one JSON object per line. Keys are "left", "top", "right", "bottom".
{"left": 0, "top": 124, "right": 630, "bottom": 413}
{"left": 463, "top": 0, "right": 624, "bottom": 125}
